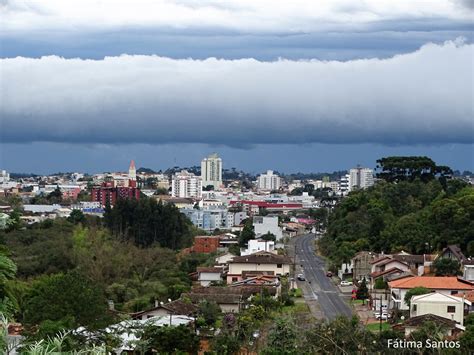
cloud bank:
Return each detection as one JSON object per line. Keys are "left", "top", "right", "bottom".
{"left": 1, "top": 0, "right": 472, "bottom": 34}
{"left": 1, "top": 40, "right": 473, "bottom": 146}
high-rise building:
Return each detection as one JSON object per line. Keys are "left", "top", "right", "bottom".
{"left": 0, "top": 170, "right": 10, "bottom": 183}
{"left": 348, "top": 167, "right": 374, "bottom": 191}
{"left": 201, "top": 153, "right": 222, "bottom": 189}
{"left": 172, "top": 170, "right": 202, "bottom": 198}
{"left": 257, "top": 170, "right": 282, "bottom": 191}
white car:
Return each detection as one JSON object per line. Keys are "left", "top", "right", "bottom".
{"left": 374, "top": 312, "right": 390, "bottom": 320}
{"left": 340, "top": 280, "right": 353, "bottom": 286}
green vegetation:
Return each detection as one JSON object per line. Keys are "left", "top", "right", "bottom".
{"left": 404, "top": 287, "right": 430, "bottom": 307}
{"left": 366, "top": 322, "right": 391, "bottom": 332}
{"left": 104, "top": 198, "right": 196, "bottom": 249}
{"left": 320, "top": 158, "right": 473, "bottom": 267}
{"left": 433, "top": 257, "right": 461, "bottom": 276}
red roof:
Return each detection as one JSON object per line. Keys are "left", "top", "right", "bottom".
{"left": 230, "top": 200, "right": 302, "bottom": 208}
{"left": 129, "top": 160, "right": 136, "bottom": 169}
{"left": 389, "top": 276, "right": 474, "bottom": 290}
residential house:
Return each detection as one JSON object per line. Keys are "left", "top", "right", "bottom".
{"left": 227, "top": 251, "right": 292, "bottom": 284}
{"left": 388, "top": 276, "right": 474, "bottom": 311}
{"left": 351, "top": 251, "right": 376, "bottom": 282}
{"left": 253, "top": 216, "right": 283, "bottom": 241}
{"left": 132, "top": 300, "right": 198, "bottom": 320}
{"left": 181, "top": 286, "right": 277, "bottom": 313}
{"left": 197, "top": 267, "right": 223, "bottom": 286}
{"left": 241, "top": 239, "right": 276, "bottom": 256}
{"left": 215, "top": 252, "right": 236, "bottom": 266}
{"left": 410, "top": 292, "right": 471, "bottom": 326}
{"left": 393, "top": 314, "right": 464, "bottom": 338}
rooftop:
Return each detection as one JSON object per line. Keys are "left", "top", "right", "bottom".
{"left": 230, "top": 251, "right": 292, "bottom": 264}
{"left": 389, "top": 276, "right": 474, "bottom": 290}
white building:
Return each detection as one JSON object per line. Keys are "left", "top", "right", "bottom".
{"left": 241, "top": 239, "right": 276, "bottom": 256}
{"left": 257, "top": 170, "right": 282, "bottom": 191}
{"left": 410, "top": 292, "right": 471, "bottom": 326}
{"left": 0, "top": 170, "right": 10, "bottom": 183}
{"left": 201, "top": 153, "right": 222, "bottom": 190}
{"left": 253, "top": 216, "right": 283, "bottom": 241}
{"left": 349, "top": 167, "right": 374, "bottom": 191}
{"left": 171, "top": 170, "right": 202, "bottom": 198}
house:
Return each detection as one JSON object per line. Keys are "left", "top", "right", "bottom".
{"left": 351, "top": 251, "right": 376, "bottom": 282}
{"left": 215, "top": 252, "right": 236, "bottom": 265}
{"left": 181, "top": 286, "right": 277, "bottom": 313}
{"left": 253, "top": 216, "right": 283, "bottom": 241}
{"left": 393, "top": 314, "right": 464, "bottom": 338}
{"left": 241, "top": 239, "right": 276, "bottom": 256}
{"left": 438, "top": 245, "right": 467, "bottom": 264}
{"left": 454, "top": 291, "right": 474, "bottom": 313}
{"left": 227, "top": 251, "right": 292, "bottom": 284}
{"left": 197, "top": 267, "right": 223, "bottom": 286}
{"left": 463, "top": 264, "right": 474, "bottom": 282}
{"left": 132, "top": 300, "right": 197, "bottom": 320}
{"left": 388, "top": 276, "right": 474, "bottom": 311}
{"left": 410, "top": 292, "right": 471, "bottom": 326}
{"left": 337, "top": 262, "right": 353, "bottom": 280}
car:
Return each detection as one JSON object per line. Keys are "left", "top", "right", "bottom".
{"left": 340, "top": 280, "right": 353, "bottom": 286}
{"left": 374, "top": 312, "right": 390, "bottom": 320}
{"left": 297, "top": 274, "right": 306, "bottom": 281}
{"left": 326, "top": 271, "right": 333, "bottom": 277}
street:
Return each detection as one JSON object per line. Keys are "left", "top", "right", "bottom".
{"left": 294, "top": 233, "right": 353, "bottom": 320}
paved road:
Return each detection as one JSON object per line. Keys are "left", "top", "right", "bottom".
{"left": 295, "top": 233, "right": 353, "bottom": 320}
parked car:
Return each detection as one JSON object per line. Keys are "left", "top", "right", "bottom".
{"left": 326, "top": 271, "right": 333, "bottom": 277}
{"left": 340, "top": 280, "right": 353, "bottom": 286}
{"left": 297, "top": 274, "right": 306, "bottom": 281}
{"left": 374, "top": 312, "right": 390, "bottom": 320}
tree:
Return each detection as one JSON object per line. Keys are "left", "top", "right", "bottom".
{"left": 404, "top": 287, "right": 430, "bottom": 307}
{"left": 23, "top": 272, "right": 111, "bottom": 332}
{"left": 239, "top": 219, "right": 255, "bottom": 247}
{"left": 376, "top": 156, "right": 452, "bottom": 183}
{"left": 262, "top": 317, "right": 298, "bottom": 355}
{"left": 433, "top": 257, "right": 461, "bottom": 276}
{"left": 260, "top": 232, "right": 276, "bottom": 241}
{"left": 356, "top": 278, "right": 369, "bottom": 301}
{"left": 198, "top": 300, "right": 221, "bottom": 327}
{"left": 47, "top": 186, "right": 63, "bottom": 203}
{"left": 140, "top": 324, "right": 199, "bottom": 354}
{"left": 67, "top": 209, "right": 86, "bottom": 225}
{"left": 0, "top": 252, "right": 17, "bottom": 319}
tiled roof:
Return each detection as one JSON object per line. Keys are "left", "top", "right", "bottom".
{"left": 230, "top": 251, "right": 292, "bottom": 264}
{"left": 370, "top": 267, "right": 404, "bottom": 279}
{"left": 393, "top": 254, "right": 424, "bottom": 264}
{"left": 439, "top": 245, "right": 467, "bottom": 262}
{"left": 453, "top": 290, "right": 474, "bottom": 303}
{"left": 388, "top": 276, "right": 474, "bottom": 290}
{"left": 375, "top": 258, "right": 408, "bottom": 267}
{"left": 370, "top": 255, "right": 392, "bottom": 265}
{"left": 197, "top": 267, "right": 223, "bottom": 273}
{"left": 132, "top": 300, "right": 198, "bottom": 318}
{"left": 395, "top": 314, "right": 457, "bottom": 328}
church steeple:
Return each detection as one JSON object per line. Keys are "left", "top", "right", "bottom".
{"left": 129, "top": 160, "right": 136, "bottom": 181}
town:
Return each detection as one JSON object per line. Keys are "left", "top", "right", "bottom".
{"left": 1, "top": 155, "right": 473, "bottom": 353}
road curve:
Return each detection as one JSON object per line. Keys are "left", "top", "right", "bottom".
{"left": 295, "top": 233, "right": 353, "bottom": 320}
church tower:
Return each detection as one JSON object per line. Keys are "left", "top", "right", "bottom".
{"left": 129, "top": 160, "right": 137, "bottom": 181}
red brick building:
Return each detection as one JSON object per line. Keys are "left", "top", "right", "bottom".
{"left": 192, "top": 236, "right": 221, "bottom": 253}
{"left": 91, "top": 180, "right": 140, "bottom": 206}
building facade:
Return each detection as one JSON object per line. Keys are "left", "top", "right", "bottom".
{"left": 253, "top": 216, "right": 283, "bottom": 241}
{"left": 349, "top": 167, "right": 374, "bottom": 191}
{"left": 201, "top": 153, "right": 222, "bottom": 190}
{"left": 257, "top": 170, "right": 282, "bottom": 191}
{"left": 171, "top": 170, "right": 202, "bottom": 198}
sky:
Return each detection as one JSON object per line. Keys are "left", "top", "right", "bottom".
{"left": 1, "top": 0, "right": 473, "bottom": 174}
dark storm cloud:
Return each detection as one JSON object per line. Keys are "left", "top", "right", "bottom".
{"left": 1, "top": 40, "right": 473, "bottom": 147}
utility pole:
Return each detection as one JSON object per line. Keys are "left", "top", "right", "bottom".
{"left": 379, "top": 296, "right": 383, "bottom": 333}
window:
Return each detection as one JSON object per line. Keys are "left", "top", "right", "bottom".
{"left": 412, "top": 304, "right": 417, "bottom": 312}
{"left": 232, "top": 277, "right": 238, "bottom": 282}
{"left": 451, "top": 291, "right": 458, "bottom": 295}
{"left": 277, "top": 264, "right": 282, "bottom": 268}
{"left": 447, "top": 306, "right": 456, "bottom": 313}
